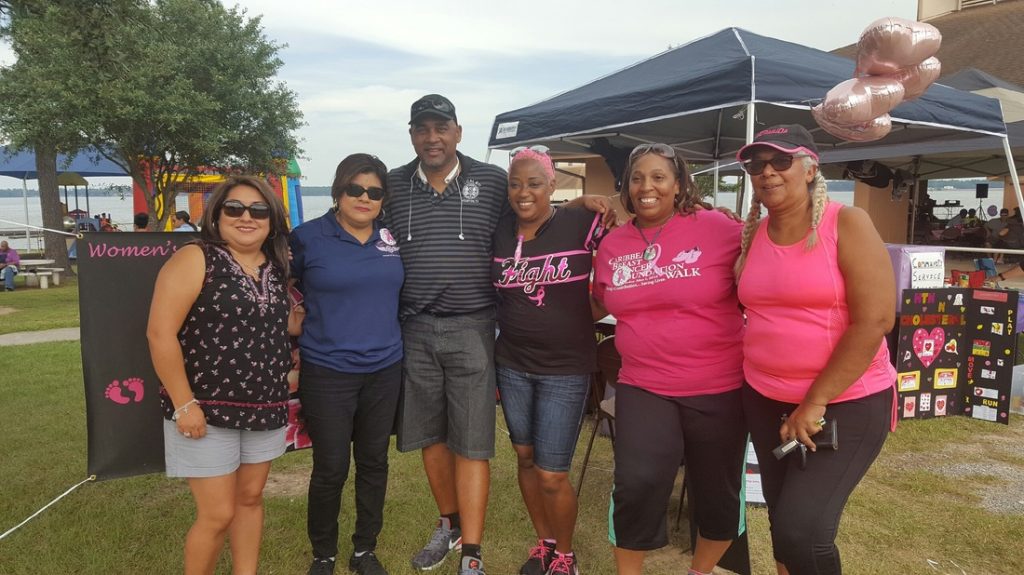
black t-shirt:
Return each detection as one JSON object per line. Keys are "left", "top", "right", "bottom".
{"left": 492, "top": 205, "right": 601, "bottom": 375}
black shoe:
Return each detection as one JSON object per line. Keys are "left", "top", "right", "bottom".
{"left": 349, "top": 551, "right": 388, "bottom": 575}
{"left": 308, "top": 557, "right": 336, "bottom": 575}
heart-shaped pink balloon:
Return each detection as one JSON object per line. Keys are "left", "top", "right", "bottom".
{"left": 885, "top": 57, "right": 941, "bottom": 100}
{"left": 912, "top": 327, "right": 945, "bottom": 368}
{"left": 857, "top": 17, "right": 942, "bottom": 76}
{"left": 812, "top": 107, "right": 892, "bottom": 142}
{"left": 817, "top": 77, "right": 905, "bottom": 125}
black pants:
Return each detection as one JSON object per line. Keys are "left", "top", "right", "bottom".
{"left": 300, "top": 360, "right": 402, "bottom": 558}
{"left": 742, "top": 384, "right": 891, "bottom": 575}
{"left": 611, "top": 385, "right": 746, "bottom": 550}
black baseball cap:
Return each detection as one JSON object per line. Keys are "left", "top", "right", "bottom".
{"left": 409, "top": 94, "right": 457, "bottom": 125}
{"left": 737, "top": 124, "right": 819, "bottom": 162}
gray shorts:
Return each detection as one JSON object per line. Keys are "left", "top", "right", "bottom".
{"left": 397, "top": 308, "right": 497, "bottom": 459}
{"left": 163, "top": 419, "right": 287, "bottom": 478}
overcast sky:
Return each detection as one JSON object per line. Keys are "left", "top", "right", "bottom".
{"left": 1, "top": 0, "right": 918, "bottom": 186}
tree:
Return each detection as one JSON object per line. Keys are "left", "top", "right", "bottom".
{"left": 87, "top": 0, "right": 303, "bottom": 229}
{"left": 0, "top": 0, "right": 302, "bottom": 244}
{"left": 0, "top": 0, "right": 108, "bottom": 270}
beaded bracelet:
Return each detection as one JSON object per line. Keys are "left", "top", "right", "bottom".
{"left": 171, "top": 398, "right": 199, "bottom": 421}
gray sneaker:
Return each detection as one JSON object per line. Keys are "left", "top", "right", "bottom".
{"left": 459, "top": 555, "right": 485, "bottom": 575}
{"left": 410, "top": 521, "right": 462, "bottom": 571}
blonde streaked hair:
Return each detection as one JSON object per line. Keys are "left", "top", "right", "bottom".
{"left": 734, "top": 156, "right": 828, "bottom": 280}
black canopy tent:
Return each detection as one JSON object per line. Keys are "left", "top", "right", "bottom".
{"left": 486, "top": 28, "right": 1022, "bottom": 218}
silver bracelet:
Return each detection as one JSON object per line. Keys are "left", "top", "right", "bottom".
{"left": 171, "top": 398, "right": 199, "bottom": 421}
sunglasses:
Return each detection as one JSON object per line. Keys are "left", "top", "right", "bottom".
{"left": 630, "top": 143, "right": 677, "bottom": 160}
{"left": 342, "top": 183, "right": 385, "bottom": 201}
{"left": 741, "top": 154, "right": 810, "bottom": 176}
{"left": 221, "top": 199, "right": 271, "bottom": 220}
{"left": 510, "top": 145, "right": 550, "bottom": 159}
{"left": 412, "top": 97, "right": 454, "bottom": 116}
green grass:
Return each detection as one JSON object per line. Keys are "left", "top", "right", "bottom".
{"left": 2, "top": 315, "right": 1023, "bottom": 573}
{"left": 0, "top": 275, "right": 80, "bottom": 334}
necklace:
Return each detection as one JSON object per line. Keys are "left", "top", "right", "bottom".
{"left": 636, "top": 216, "right": 673, "bottom": 261}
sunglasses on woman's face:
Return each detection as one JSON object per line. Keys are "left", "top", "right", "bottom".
{"left": 741, "top": 154, "right": 810, "bottom": 176}
{"left": 343, "top": 183, "right": 385, "bottom": 201}
{"left": 221, "top": 200, "right": 271, "bottom": 220}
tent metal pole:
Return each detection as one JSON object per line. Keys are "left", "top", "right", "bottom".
{"left": 713, "top": 161, "right": 719, "bottom": 205}
{"left": 909, "top": 157, "right": 920, "bottom": 244}
{"left": 484, "top": 149, "right": 493, "bottom": 163}
{"left": 22, "top": 177, "right": 30, "bottom": 245}
{"left": 1001, "top": 136, "right": 1024, "bottom": 211}
{"left": 740, "top": 101, "right": 755, "bottom": 216}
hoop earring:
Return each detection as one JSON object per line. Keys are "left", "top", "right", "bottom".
{"left": 268, "top": 229, "right": 277, "bottom": 239}
{"left": 332, "top": 200, "right": 338, "bottom": 211}
{"left": 379, "top": 207, "right": 387, "bottom": 219}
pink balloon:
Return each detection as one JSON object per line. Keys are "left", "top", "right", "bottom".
{"left": 812, "top": 107, "right": 892, "bottom": 142}
{"left": 886, "top": 57, "right": 941, "bottom": 100}
{"left": 817, "top": 77, "right": 905, "bottom": 125}
{"left": 857, "top": 17, "right": 941, "bottom": 76}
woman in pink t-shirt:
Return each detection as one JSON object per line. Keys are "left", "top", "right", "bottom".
{"left": 592, "top": 144, "right": 746, "bottom": 575}
{"left": 734, "top": 124, "right": 896, "bottom": 575}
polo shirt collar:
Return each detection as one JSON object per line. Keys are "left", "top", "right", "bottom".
{"left": 416, "top": 158, "right": 460, "bottom": 186}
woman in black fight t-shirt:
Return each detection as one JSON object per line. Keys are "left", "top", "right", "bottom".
{"left": 491, "top": 148, "right": 609, "bottom": 575}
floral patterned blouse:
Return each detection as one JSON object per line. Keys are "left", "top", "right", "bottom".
{"left": 160, "top": 242, "right": 291, "bottom": 430}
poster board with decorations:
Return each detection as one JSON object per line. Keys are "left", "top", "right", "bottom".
{"left": 895, "top": 288, "right": 1016, "bottom": 425}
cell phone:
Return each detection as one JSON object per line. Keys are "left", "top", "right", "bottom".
{"left": 772, "top": 418, "right": 839, "bottom": 462}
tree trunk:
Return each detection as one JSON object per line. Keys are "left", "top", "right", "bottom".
{"left": 34, "top": 145, "right": 74, "bottom": 274}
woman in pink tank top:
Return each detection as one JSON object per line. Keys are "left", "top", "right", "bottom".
{"left": 734, "top": 125, "right": 896, "bottom": 575}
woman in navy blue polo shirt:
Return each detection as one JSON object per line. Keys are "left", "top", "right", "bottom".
{"left": 290, "top": 153, "right": 404, "bottom": 575}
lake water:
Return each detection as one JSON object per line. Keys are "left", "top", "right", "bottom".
{"left": 0, "top": 187, "right": 1010, "bottom": 251}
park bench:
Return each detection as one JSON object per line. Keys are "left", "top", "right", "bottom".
{"left": 23, "top": 270, "right": 54, "bottom": 289}
{"left": 37, "top": 267, "right": 65, "bottom": 286}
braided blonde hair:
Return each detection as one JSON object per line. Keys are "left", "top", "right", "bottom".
{"left": 734, "top": 157, "right": 829, "bottom": 280}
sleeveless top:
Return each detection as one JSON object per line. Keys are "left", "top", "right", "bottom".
{"left": 738, "top": 201, "right": 896, "bottom": 404}
{"left": 160, "top": 242, "right": 291, "bottom": 430}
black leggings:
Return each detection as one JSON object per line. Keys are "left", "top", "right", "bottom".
{"left": 742, "top": 384, "right": 891, "bottom": 575}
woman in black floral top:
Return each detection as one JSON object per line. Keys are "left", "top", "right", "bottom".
{"left": 147, "top": 175, "right": 296, "bottom": 575}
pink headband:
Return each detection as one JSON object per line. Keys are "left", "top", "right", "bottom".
{"left": 510, "top": 149, "right": 555, "bottom": 180}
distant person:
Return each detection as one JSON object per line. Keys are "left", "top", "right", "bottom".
{"left": 174, "top": 210, "right": 198, "bottom": 232}
{"left": 134, "top": 212, "right": 150, "bottom": 231}
{"left": 945, "top": 208, "right": 967, "bottom": 229}
{"left": 291, "top": 154, "right": 404, "bottom": 575}
{"left": 964, "top": 208, "right": 981, "bottom": 228}
{"left": 147, "top": 176, "right": 294, "bottom": 575}
{"left": 0, "top": 240, "right": 21, "bottom": 292}
{"left": 985, "top": 208, "right": 1011, "bottom": 261}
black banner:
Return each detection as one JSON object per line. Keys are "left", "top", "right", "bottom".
{"left": 79, "top": 232, "right": 310, "bottom": 480}
{"left": 895, "top": 288, "right": 1017, "bottom": 424}
{"left": 79, "top": 232, "right": 195, "bottom": 480}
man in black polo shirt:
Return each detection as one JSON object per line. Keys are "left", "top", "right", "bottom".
{"left": 385, "top": 94, "right": 509, "bottom": 575}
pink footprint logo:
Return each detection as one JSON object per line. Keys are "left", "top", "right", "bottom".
{"left": 104, "top": 377, "right": 146, "bottom": 405}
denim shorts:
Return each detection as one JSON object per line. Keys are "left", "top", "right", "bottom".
{"left": 396, "top": 308, "right": 497, "bottom": 460}
{"left": 163, "top": 419, "right": 286, "bottom": 478}
{"left": 496, "top": 365, "right": 590, "bottom": 472}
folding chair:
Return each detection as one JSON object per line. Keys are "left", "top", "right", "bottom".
{"left": 575, "top": 335, "right": 619, "bottom": 495}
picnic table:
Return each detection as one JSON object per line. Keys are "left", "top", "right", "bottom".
{"left": 18, "top": 259, "right": 62, "bottom": 289}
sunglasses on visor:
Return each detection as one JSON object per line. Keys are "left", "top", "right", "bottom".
{"left": 411, "top": 97, "right": 454, "bottom": 116}
{"left": 741, "top": 154, "right": 810, "bottom": 176}
{"left": 510, "top": 145, "right": 551, "bottom": 158}
{"left": 629, "top": 143, "right": 677, "bottom": 160}
{"left": 221, "top": 200, "right": 271, "bottom": 220}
